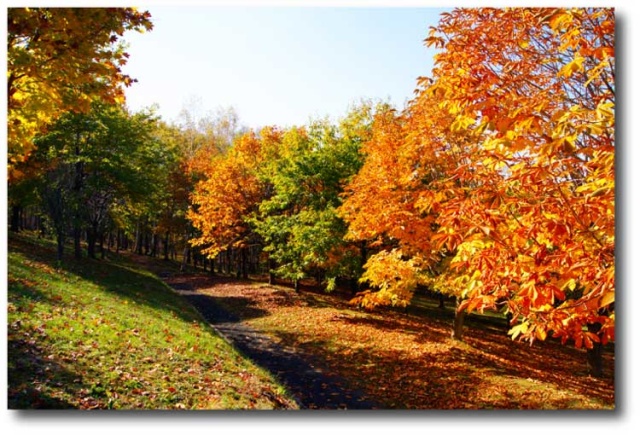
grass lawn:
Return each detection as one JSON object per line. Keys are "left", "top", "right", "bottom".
{"left": 7, "top": 233, "right": 297, "bottom": 410}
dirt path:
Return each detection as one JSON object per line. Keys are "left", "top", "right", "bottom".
{"left": 146, "top": 265, "right": 381, "bottom": 410}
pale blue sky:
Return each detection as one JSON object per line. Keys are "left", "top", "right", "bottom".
{"left": 121, "top": 6, "right": 449, "bottom": 128}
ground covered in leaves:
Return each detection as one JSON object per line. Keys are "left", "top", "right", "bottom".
{"left": 177, "top": 272, "right": 615, "bottom": 410}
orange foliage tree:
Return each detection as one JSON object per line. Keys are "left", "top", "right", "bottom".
{"left": 341, "top": 7, "right": 614, "bottom": 376}
{"left": 188, "top": 128, "right": 282, "bottom": 275}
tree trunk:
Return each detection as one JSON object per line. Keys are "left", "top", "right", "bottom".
{"left": 438, "top": 292, "right": 446, "bottom": 309}
{"left": 350, "top": 278, "right": 358, "bottom": 295}
{"left": 56, "top": 233, "right": 65, "bottom": 262}
{"left": 586, "top": 323, "right": 604, "bottom": 377}
{"left": 268, "top": 258, "right": 276, "bottom": 285}
{"left": 181, "top": 245, "right": 189, "bottom": 272}
{"left": 505, "top": 311, "right": 514, "bottom": 330}
{"left": 360, "top": 242, "right": 367, "bottom": 268}
{"left": 163, "top": 231, "right": 170, "bottom": 260}
{"left": 99, "top": 232, "right": 106, "bottom": 259}
{"left": 135, "top": 222, "right": 143, "bottom": 255}
{"left": 294, "top": 279, "right": 300, "bottom": 293}
{"left": 73, "top": 224, "right": 82, "bottom": 259}
{"left": 87, "top": 227, "right": 97, "bottom": 259}
{"left": 241, "top": 247, "right": 248, "bottom": 279}
{"left": 73, "top": 140, "right": 84, "bottom": 260}
{"left": 452, "top": 298, "right": 466, "bottom": 341}
{"left": 10, "top": 204, "right": 22, "bottom": 233}
{"left": 150, "top": 232, "right": 158, "bottom": 257}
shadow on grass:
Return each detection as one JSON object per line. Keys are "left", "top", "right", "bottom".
{"left": 207, "top": 281, "right": 615, "bottom": 409}
{"left": 460, "top": 325, "right": 615, "bottom": 404}
{"left": 8, "top": 337, "right": 79, "bottom": 409}
{"left": 8, "top": 234, "right": 214, "bottom": 328}
{"left": 339, "top": 314, "right": 451, "bottom": 344}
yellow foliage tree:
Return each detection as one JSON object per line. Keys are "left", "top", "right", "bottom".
{"left": 8, "top": 7, "right": 153, "bottom": 179}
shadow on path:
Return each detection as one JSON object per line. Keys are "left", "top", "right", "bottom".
{"left": 159, "top": 271, "right": 381, "bottom": 410}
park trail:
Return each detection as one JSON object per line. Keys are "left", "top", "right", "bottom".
{"left": 132, "top": 255, "right": 381, "bottom": 410}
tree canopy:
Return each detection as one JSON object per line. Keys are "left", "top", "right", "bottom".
{"left": 8, "top": 7, "right": 153, "bottom": 179}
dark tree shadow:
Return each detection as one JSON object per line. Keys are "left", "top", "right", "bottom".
{"left": 8, "top": 337, "right": 82, "bottom": 409}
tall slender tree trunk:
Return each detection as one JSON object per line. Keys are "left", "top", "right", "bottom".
{"left": 73, "top": 139, "right": 83, "bottom": 260}
{"left": 73, "top": 225, "right": 82, "bottom": 259}
{"left": 163, "top": 231, "right": 170, "bottom": 260}
{"left": 87, "top": 227, "right": 97, "bottom": 259}
{"left": 452, "top": 297, "right": 466, "bottom": 341}
{"left": 181, "top": 246, "right": 188, "bottom": 272}
{"left": 241, "top": 247, "right": 248, "bottom": 279}
{"left": 150, "top": 232, "right": 158, "bottom": 257}
{"left": 438, "top": 292, "right": 446, "bottom": 309}
{"left": 236, "top": 250, "right": 242, "bottom": 278}
{"left": 10, "top": 205, "right": 22, "bottom": 233}
{"left": 134, "top": 221, "right": 141, "bottom": 254}
{"left": 586, "top": 323, "right": 604, "bottom": 377}
{"left": 56, "top": 233, "right": 65, "bottom": 262}
{"left": 268, "top": 258, "right": 276, "bottom": 285}
{"left": 350, "top": 278, "right": 358, "bottom": 295}
{"left": 99, "top": 233, "right": 106, "bottom": 259}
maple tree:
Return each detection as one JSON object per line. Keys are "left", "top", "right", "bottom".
{"left": 7, "top": 7, "right": 153, "bottom": 179}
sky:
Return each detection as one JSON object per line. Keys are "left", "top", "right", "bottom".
{"left": 120, "top": 5, "right": 448, "bottom": 129}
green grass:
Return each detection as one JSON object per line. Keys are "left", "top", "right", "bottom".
{"left": 7, "top": 232, "right": 297, "bottom": 410}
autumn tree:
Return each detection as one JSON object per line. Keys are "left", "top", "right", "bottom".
{"left": 7, "top": 7, "right": 152, "bottom": 179}
{"left": 339, "top": 9, "right": 614, "bottom": 373}
{"left": 414, "top": 8, "right": 614, "bottom": 375}
{"left": 188, "top": 128, "right": 280, "bottom": 276}
{"left": 338, "top": 104, "right": 463, "bottom": 320}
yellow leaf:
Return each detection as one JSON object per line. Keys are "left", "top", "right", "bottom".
{"left": 600, "top": 291, "right": 615, "bottom": 308}
{"left": 559, "top": 56, "right": 585, "bottom": 78}
{"left": 549, "top": 11, "right": 572, "bottom": 31}
{"left": 508, "top": 321, "right": 529, "bottom": 340}
{"left": 535, "top": 326, "right": 547, "bottom": 341}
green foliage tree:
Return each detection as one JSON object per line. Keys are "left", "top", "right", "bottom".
{"left": 28, "top": 103, "right": 169, "bottom": 260}
{"left": 252, "top": 102, "right": 385, "bottom": 291}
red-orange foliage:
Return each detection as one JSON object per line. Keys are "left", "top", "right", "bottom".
{"left": 341, "top": 8, "right": 614, "bottom": 351}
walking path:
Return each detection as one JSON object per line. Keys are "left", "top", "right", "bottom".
{"left": 157, "top": 270, "right": 381, "bottom": 410}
